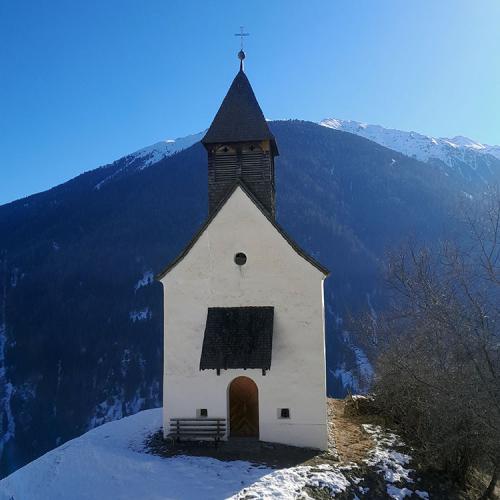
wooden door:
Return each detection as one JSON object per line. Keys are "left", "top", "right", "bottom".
{"left": 229, "top": 376, "right": 259, "bottom": 437}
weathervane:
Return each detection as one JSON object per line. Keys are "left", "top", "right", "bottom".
{"left": 234, "top": 26, "right": 249, "bottom": 70}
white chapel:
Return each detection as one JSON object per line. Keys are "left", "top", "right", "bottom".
{"left": 157, "top": 50, "right": 329, "bottom": 450}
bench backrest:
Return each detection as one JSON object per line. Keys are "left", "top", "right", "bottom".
{"left": 170, "top": 418, "right": 226, "bottom": 437}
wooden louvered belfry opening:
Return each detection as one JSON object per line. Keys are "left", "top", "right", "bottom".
{"left": 207, "top": 140, "right": 275, "bottom": 216}
{"left": 229, "top": 376, "right": 259, "bottom": 438}
{"left": 241, "top": 144, "right": 267, "bottom": 179}
{"left": 214, "top": 145, "right": 238, "bottom": 183}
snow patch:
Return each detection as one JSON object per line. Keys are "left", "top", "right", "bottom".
{"left": 131, "top": 131, "right": 205, "bottom": 169}
{"left": 88, "top": 396, "right": 124, "bottom": 429}
{"left": 134, "top": 270, "right": 154, "bottom": 291}
{"left": 332, "top": 366, "right": 360, "bottom": 392}
{"left": 416, "top": 490, "right": 430, "bottom": 499}
{"left": 94, "top": 131, "right": 204, "bottom": 190}
{"left": 0, "top": 260, "right": 15, "bottom": 457}
{"left": 386, "top": 484, "right": 413, "bottom": 499}
{"left": 232, "top": 463, "right": 352, "bottom": 499}
{"left": 129, "top": 307, "right": 152, "bottom": 322}
{"left": 0, "top": 378, "right": 15, "bottom": 458}
{"left": 361, "top": 424, "right": 428, "bottom": 499}
{"left": 363, "top": 424, "right": 413, "bottom": 484}
{"left": 333, "top": 330, "right": 374, "bottom": 393}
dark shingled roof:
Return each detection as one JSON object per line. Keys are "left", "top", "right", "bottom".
{"left": 202, "top": 70, "right": 277, "bottom": 150}
{"left": 199, "top": 307, "right": 274, "bottom": 371}
{"left": 156, "top": 180, "right": 330, "bottom": 279}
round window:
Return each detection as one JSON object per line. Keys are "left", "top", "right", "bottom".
{"left": 234, "top": 252, "right": 247, "bottom": 266}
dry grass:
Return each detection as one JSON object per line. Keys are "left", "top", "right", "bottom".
{"left": 327, "top": 398, "right": 379, "bottom": 465}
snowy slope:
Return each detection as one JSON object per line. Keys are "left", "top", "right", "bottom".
{"left": 0, "top": 407, "right": 429, "bottom": 500}
{"left": 95, "top": 119, "right": 500, "bottom": 192}
{"left": 0, "top": 409, "right": 272, "bottom": 500}
{"left": 94, "top": 131, "right": 204, "bottom": 190}
{"left": 321, "top": 118, "right": 500, "bottom": 165}
{"left": 130, "top": 131, "right": 206, "bottom": 169}
{"left": 99, "top": 119, "right": 500, "bottom": 186}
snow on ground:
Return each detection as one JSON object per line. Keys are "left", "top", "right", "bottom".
{"left": 363, "top": 424, "right": 412, "bottom": 484}
{"left": 233, "top": 463, "right": 353, "bottom": 499}
{"left": 363, "top": 424, "right": 426, "bottom": 499}
{"left": 87, "top": 395, "right": 125, "bottom": 429}
{"left": 331, "top": 329, "right": 374, "bottom": 394}
{"left": 331, "top": 365, "right": 360, "bottom": 393}
{"left": 0, "top": 409, "right": 274, "bottom": 500}
{"left": 0, "top": 283, "right": 15, "bottom": 459}
{"left": 0, "top": 408, "right": 429, "bottom": 500}
{"left": 134, "top": 271, "right": 154, "bottom": 291}
{"left": 94, "top": 131, "right": 204, "bottom": 190}
{"left": 129, "top": 307, "right": 152, "bottom": 322}
{"left": 321, "top": 118, "right": 500, "bottom": 164}
{"left": 130, "top": 131, "right": 205, "bottom": 169}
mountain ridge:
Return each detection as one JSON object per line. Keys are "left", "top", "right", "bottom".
{"left": 320, "top": 118, "right": 500, "bottom": 162}
{"left": 4, "top": 118, "right": 497, "bottom": 210}
{"left": 321, "top": 118, "right": 500, "bottom": 191}
{"left": 84, "top": 117, "right": 500, "bottom": 198}
{"left": 0, "top": 119, "right": 487, "bottom": 478}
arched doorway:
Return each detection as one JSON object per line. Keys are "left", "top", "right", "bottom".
{"left": 229, "top": 376, "right": 259, "bottom": 438}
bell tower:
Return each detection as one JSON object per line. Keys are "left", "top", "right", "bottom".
{"left": 201, "top": 50, "right": 279, "bottom": 218}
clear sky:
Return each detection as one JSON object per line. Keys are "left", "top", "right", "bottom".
{"left": 1, "top": 0, "right": 499, "bottom": 205}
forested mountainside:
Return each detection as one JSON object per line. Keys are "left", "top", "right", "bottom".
{"left": 0, "top": 120, "right": 491, "bottom": 477}
{"left": 321, "top": 117, "right": 500, "bottom": 188}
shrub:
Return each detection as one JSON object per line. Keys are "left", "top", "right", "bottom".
{"left": 355, "top": 189, "right": 500, "bottom": 496}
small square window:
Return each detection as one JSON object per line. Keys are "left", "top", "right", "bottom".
{"left": 279, "top": 408, "right": 290, "bottom": 419}
{"left": 197, "top": 408, "right": 208, "bottom": 417}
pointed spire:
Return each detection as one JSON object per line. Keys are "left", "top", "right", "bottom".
{"left": 201, "top": 69, "right": 276, "bottom": 147}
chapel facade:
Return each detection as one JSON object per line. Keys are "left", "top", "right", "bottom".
{"left": 157, "top": 51, "right": 329, "bottom": 450}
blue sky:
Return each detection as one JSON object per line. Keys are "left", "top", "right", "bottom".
{"left": 1, "top": 0, "right": 499, "bottom": 205}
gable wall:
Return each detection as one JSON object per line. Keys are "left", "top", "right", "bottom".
{"left": 161, "top": 187, "right": 328, "bottom": 449}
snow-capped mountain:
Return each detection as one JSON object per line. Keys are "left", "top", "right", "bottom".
{"left": 94, "top": 131, "right": 204, "bottom": 190}
{"left": 321, "top": 118, "right": 500, "bottom": 173}
{"left": 96, "top": 119, "right": 500, "bottom": 193}
{"left": 0, "top": 119, "right": 494, "bottom": 479}
{"left": 130, "top": 131, "right": 205, "bottom": 168}
{"left": 96, "top": 118, "right": 500, "bottom": 192}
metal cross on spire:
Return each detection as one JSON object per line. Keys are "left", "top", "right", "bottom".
{"left": 234, "top": 26, "right": 249, "bottom": 71}
{"left": 235, "top": 26, "right": 250, "bottom": 50}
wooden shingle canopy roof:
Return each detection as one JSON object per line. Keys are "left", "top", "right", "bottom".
{"left": 201, "top": 69, "right": 278, "bottom": 155}
{"left": 155, "top": 180, "right": 330, "bottom": 279}
{"left": 200, "top": 307, "right": 274, "bottom": 371}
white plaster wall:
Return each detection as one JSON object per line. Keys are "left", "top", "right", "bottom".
{"left": 161, "top": 186, "right": 328, "bottom": 450}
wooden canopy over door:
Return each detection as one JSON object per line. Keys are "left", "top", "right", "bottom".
{"left": 229, "top": 376, "right": 259, "bottom": 437}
